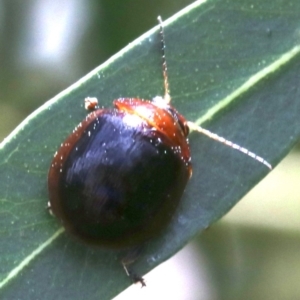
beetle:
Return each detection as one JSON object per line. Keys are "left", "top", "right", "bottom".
{"left": 48, "top": 16, "right": 271, "bottom": 286}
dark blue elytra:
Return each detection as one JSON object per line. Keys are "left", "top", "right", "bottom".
{"left": 48, "top": 103, "right": 190, "bottom": 248}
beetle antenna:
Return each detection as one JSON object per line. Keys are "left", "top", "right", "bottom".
{"left": 187, "top": 121, "right": 272, "bottom": 170}
{"left": 156, "top": 17, "right": 271, "bottom": 170}
{"left": 157, "top": 16, "right": 171, "bottom": 104}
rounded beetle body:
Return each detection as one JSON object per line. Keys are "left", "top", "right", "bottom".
{"left": 48, "top": 98, "right": 191, "bottom": 248}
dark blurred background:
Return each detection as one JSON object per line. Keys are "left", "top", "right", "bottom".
{"left": 1, "top": 1, "right": 300, "bottom": 299}
{"left": 0, "top": 0, "right": 193, "bottom": 135}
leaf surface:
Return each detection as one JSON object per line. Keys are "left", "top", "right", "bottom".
{"left": 1, "top": 0, "right": 300, "bottom": 299}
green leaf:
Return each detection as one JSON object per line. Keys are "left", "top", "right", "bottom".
{"left": 1, "top": 0, "right": 300, "bottom": 299}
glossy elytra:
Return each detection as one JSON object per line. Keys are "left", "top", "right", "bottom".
{"left": 48, "top": 17, "right": 272, "bottom": 286}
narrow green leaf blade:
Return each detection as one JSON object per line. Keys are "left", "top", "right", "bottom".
{"left": 1, "top": 0, "right": 300, "bottom": 299}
